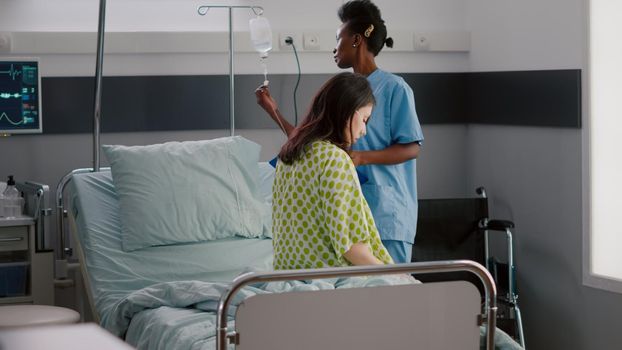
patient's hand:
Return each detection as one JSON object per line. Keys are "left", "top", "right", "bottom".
{"left": 255, "top": 85, "right": 278, "bottom": 115}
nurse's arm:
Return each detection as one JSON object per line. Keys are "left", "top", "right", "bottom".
{"left": 350, "top": 142, "right": 420, "bottom": 166}
{"left": 255, "top": 86, "right": 296, "bottom": 137}
{"left": 343, "top": 243, "right": 384, "bottom": 266}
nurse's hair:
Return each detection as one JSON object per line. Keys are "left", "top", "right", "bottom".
{"left": 278, "top": 72, "right": 375, "bottom": 164}
{"left": 338, "top": 0, "right": 393, "bottom": 56}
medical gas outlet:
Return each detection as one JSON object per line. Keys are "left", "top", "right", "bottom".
{"left": 303, "top": 33, "right": 321, "bottom": 50}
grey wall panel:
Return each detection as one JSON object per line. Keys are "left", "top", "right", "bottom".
{"left": 466, "top": 70, "right": 581, "bottom": 127}
{"left": 43, "top": 76, "right": 230, "bottom": 133}
{"left": 40, "top": 70, "right": 581, "bottom": 134}
{"left": 401, "top": 73, "right": 468, "bottom": 124}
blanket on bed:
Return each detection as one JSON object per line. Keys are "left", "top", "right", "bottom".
{"left": 105, "top": 274, "right": 412, "bottom": 337}
{"left": 104, "top": 275, "right": 521, "bottom": 350}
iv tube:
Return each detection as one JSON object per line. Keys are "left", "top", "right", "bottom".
{"left": 261, "top": 57, "right": 269, "bottom": 86}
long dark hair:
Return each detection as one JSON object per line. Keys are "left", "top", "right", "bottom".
{"left": 278, "top": 72, "right": 375, "bottom": 164}
{"left": 338, "top": 0, "right": 393, "bottom": 56}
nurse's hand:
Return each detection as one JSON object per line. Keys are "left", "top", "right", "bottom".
{"left": 349, "top": 150, "right": 365, "bottom": 166}
{"left": 255, "top": 85, "right": 278, "bottom": 115}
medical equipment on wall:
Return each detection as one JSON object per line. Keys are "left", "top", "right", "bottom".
{"left": 249, "top": 15, "right": 272, "bottom": 87}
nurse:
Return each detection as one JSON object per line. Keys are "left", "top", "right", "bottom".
{"left": 256, "top": 0, "right": 423, "bottom": 263}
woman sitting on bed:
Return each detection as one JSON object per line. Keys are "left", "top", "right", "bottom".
{"left": 271, "top": 72, "right": 393, "bottom": 269}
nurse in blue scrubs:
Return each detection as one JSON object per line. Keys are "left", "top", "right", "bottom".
{"left": 256, "top": 0, "right": 423, "bottom": 263}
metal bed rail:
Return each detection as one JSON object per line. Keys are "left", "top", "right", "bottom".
{"left": 217, "top": 260, "right": 498, "bottom": 350}
{"left": 55, "top": 168, "right": 110, "bottom": 270}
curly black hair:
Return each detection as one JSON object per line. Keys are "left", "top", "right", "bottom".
{"left": 338, "top": 0, "right": 393, "bottom": 56}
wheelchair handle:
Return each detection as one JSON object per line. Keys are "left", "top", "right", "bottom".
{"left": 476, "top": 187, "right": 487, "bottom": 198}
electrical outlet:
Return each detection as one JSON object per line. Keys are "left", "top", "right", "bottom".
{"left": 279, "top": 33, "right": 295, "bottom": 49}
{"left": 303, "top": 32, "right": 320, "bottom": 50}
{"left": 413, "top": 34, "right": 430, "bottom": 51}
{"left": 0, "top": 32, "right": 12, "bottom": 53}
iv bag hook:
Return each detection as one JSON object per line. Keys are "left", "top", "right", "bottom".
{"left": 197, "top": 5, "right": 263, "bottom": 16}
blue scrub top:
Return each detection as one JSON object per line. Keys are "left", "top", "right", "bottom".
{"left": 352, "top": 69, "right": 424, "bottom": 244}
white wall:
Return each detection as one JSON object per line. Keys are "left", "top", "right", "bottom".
{"left": 0, "top": 0, "right": 470, "bottom": 75}
{"left": 0, "top": 0, "right": 465, "bottom": 32}
{"left": 467, "top": 0, "right": 583, "bottom": 72}
{"left": 467, "top": 1, "right": 622, "bottom": 349}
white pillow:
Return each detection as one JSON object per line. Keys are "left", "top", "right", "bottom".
{"left": 102, "top": 136, "right": 270, "bottom": 251}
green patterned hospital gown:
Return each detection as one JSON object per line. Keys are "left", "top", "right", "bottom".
{"left": 272, "top": 140, "right": 394, "bottom": 269}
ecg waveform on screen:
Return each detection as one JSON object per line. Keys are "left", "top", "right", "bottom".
{"left": 0, "top": 112, "right": 24, "bottom": 126}
{"left": 0, "top": 93, "right": 22, "bottom": 99}
{"left": 0, "top": 61, "right": 39, "bottom": 133}
{"left": 0, "top": 64, "right": 22, "bottom": 80}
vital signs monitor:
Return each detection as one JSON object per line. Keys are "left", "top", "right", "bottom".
{"left": 0, "top": 58, "right": 42, "bottom": 134}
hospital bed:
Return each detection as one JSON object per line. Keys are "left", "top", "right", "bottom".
{"left": 59, "top": 152, "right": 527, "bottom": 350}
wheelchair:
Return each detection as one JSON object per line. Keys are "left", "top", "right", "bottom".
{"left": 411, "top": 187, "right": 525, "bottom": 348}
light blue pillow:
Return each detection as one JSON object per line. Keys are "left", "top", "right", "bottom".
{"left": 102, "top": 136, "right": 270, "bottom": 251}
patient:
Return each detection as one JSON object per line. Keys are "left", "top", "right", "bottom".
{"left": 268, "top": 72, "right": 394, "bottom": 269}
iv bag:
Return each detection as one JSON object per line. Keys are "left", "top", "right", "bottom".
{"left": 249, "top": 16, "right": 272, "bottom": 58}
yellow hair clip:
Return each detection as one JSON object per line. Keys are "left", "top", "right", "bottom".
{"left": 364, "top": 24, "right": 374, "bottom": 38}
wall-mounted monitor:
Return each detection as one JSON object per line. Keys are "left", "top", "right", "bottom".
{"left": 0, "top": 58, "right": 42, "bottom": 135}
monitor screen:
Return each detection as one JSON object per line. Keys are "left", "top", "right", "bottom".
{"left": 0, "top": 58, "right": 42, "bottom": 134}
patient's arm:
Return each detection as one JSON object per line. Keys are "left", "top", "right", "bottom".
{"left": 255, "top": 85, "right": 295, "bottom": 137}
{"left": 344, "top": 242, "right": 384, "bottom": 266}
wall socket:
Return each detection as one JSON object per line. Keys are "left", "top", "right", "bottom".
{"left": 279, "top": 33, "right": 296, "bottom": 49}
{"left": 413, "top": 34, "right": 430, "bottom": 51}
{"left": 412, "top": 32, "right": 470, "bottom": 52}
{"left": 0, "top": 32, "right": 12, "bottom": 53}
{"left": 303, "top": 32, "right": 320, "bottom": 50}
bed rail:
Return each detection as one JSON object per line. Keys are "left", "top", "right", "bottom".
{"left": 217, "top": 260, "right": 497, "bottom": 350}
{"left": 55, "top": 168, "right": 109, "bottom": 276}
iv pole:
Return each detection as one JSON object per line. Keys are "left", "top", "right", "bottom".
{"left": 93, "top": 0, "right": 106, "bottom": 172}
{"left": 198, "top": 5, "right": 264, "bottom": 137}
